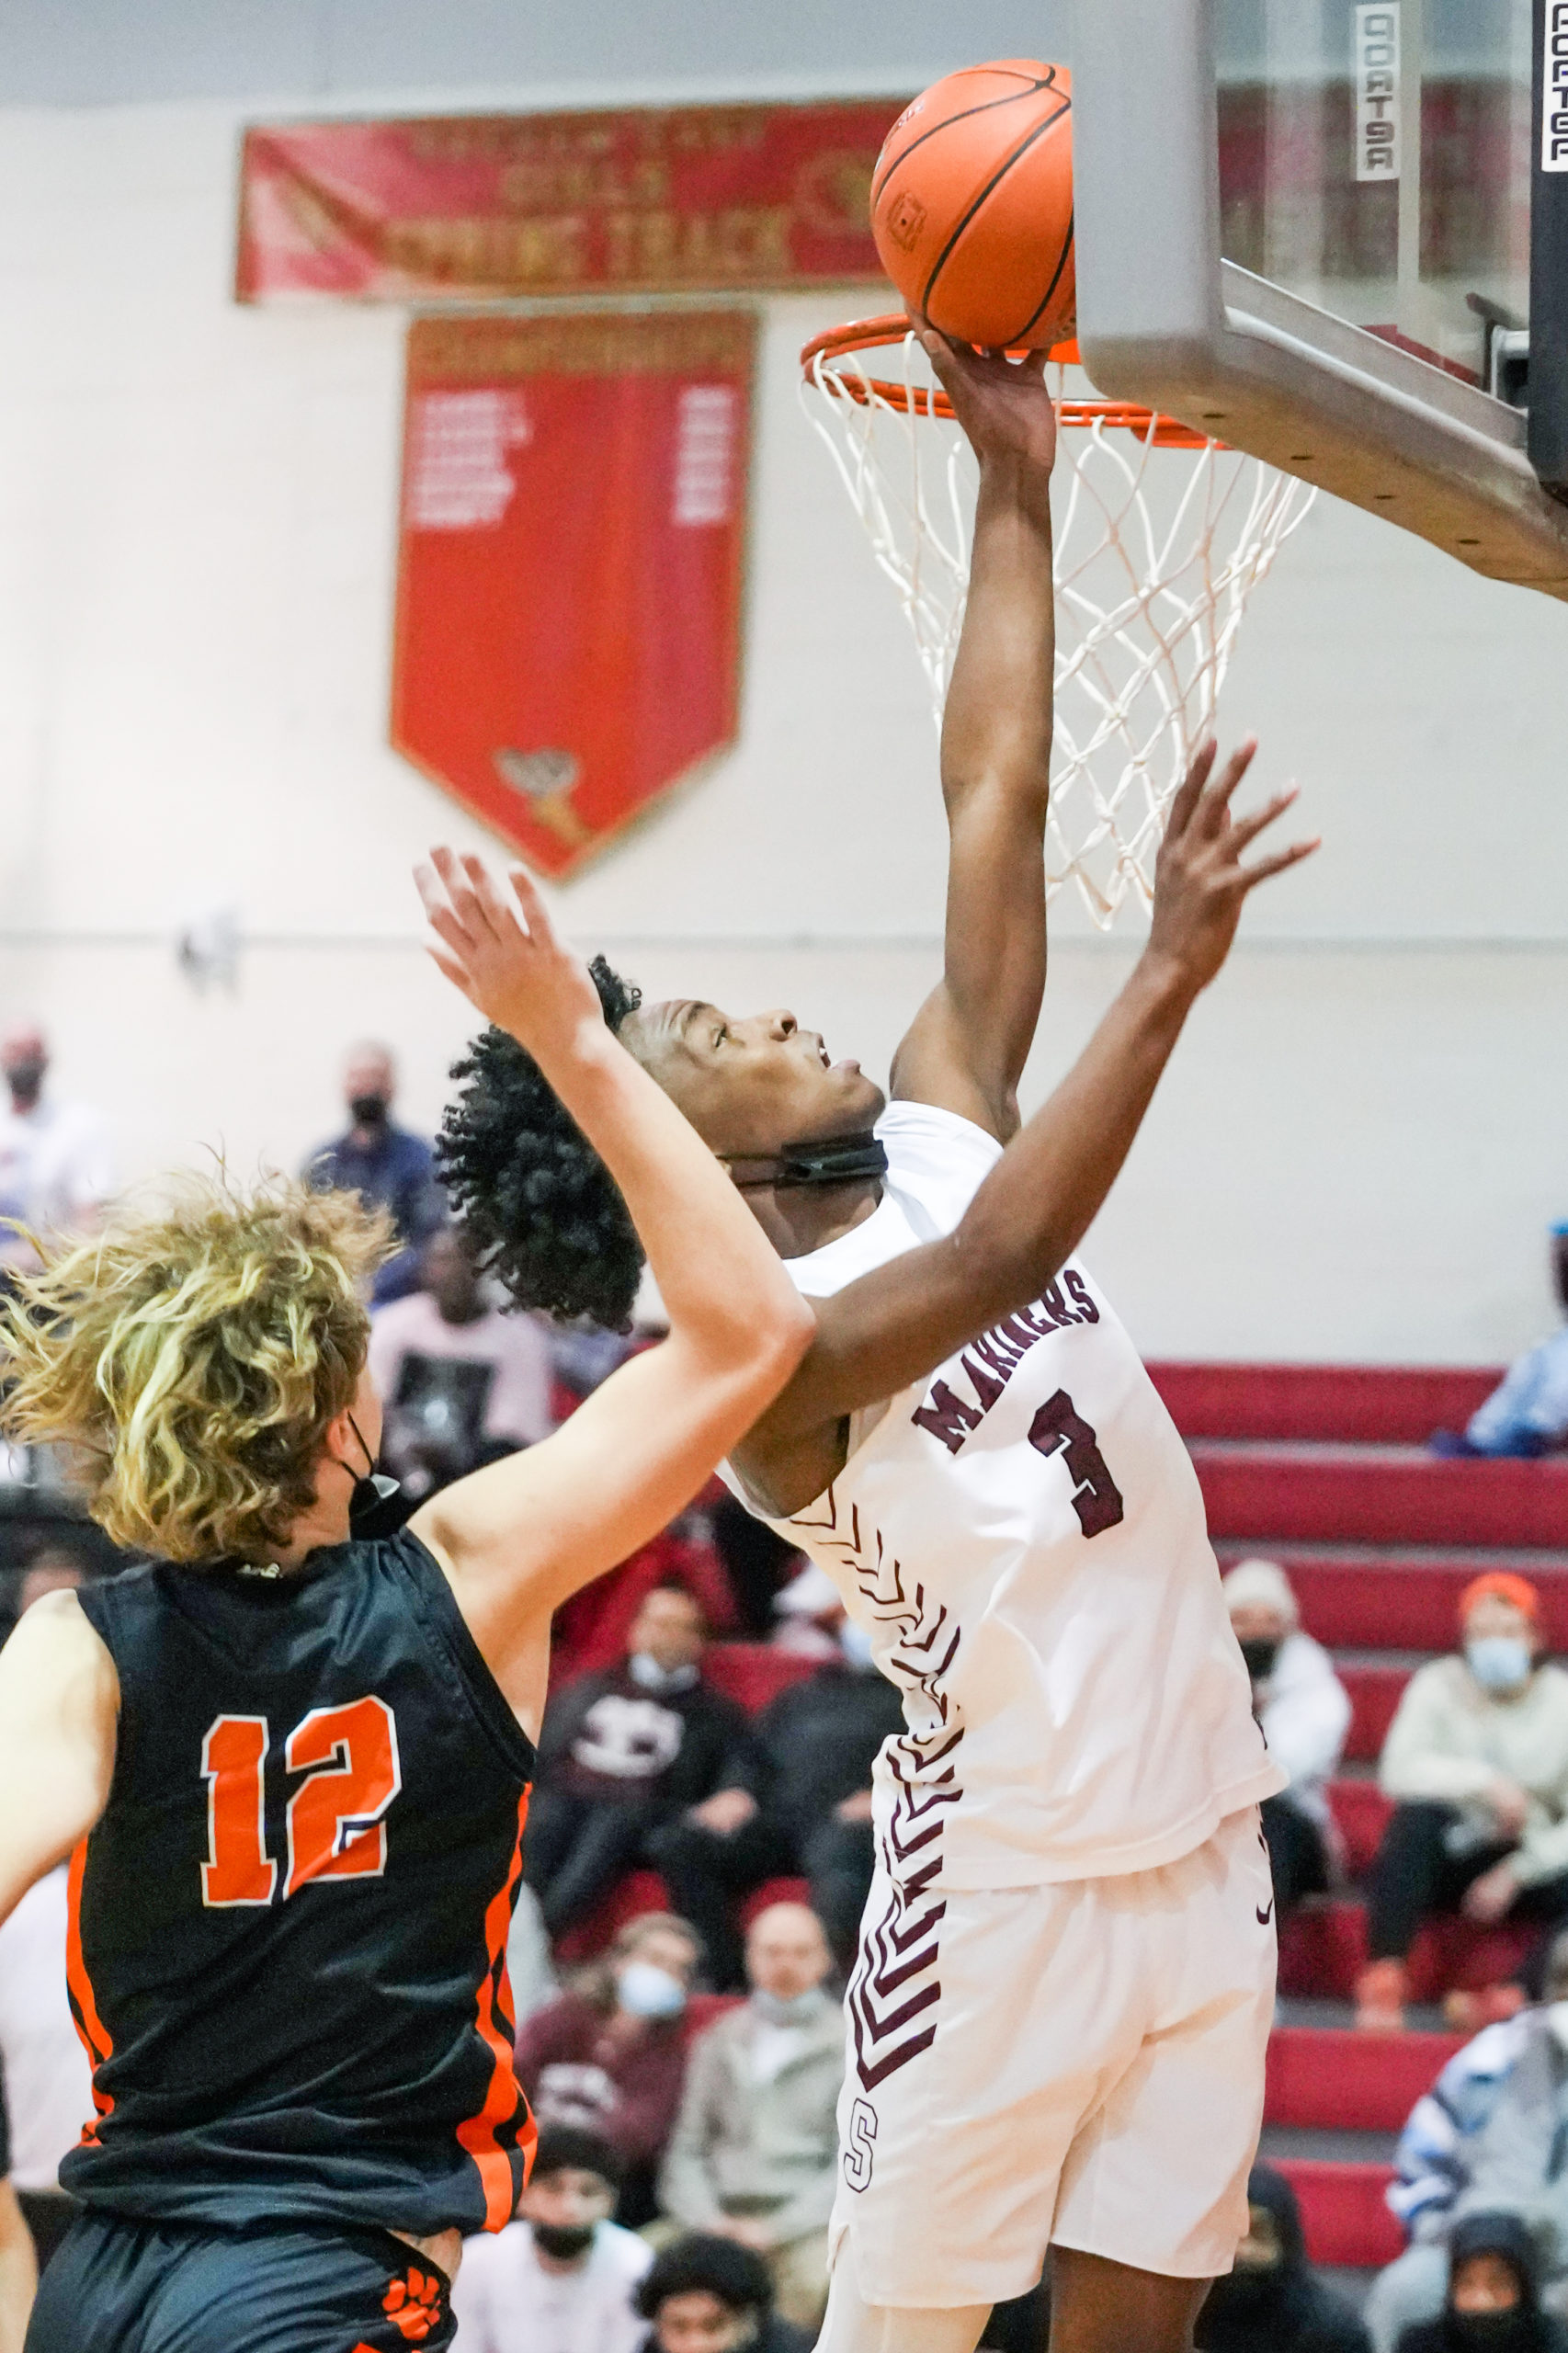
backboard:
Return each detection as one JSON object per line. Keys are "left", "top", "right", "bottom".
{"left": 1068, "top": 0, "right": 1568, "bottom": 597}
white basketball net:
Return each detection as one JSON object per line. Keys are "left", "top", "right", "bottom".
{"left": 801, "top": 324, "right": 1315, "bottom": 926}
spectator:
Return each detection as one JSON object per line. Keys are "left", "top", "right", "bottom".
{"left": 651, "top": 1611, "right": 905, "bottom": 1987}
{"left": 1356, "top": 1574, "right": 1568, "bottom": 2033}
{"left": 634, "top": 2234, "right": 812, "bottom": 2353}
{"left": 1223, "top": 1558, "right": 1351, "bottom": 1912}
{"left": 303, "top": 1040, "right": 442, "bottom": 1304}
{"left": 1196, "top": 2164, "right": 1370, "bottom": 2350}
{"left": 1367, "top": 1931, "right": 1568, "bottom": 2352}
{"left": 369, "top": 1226, "right": 554, "bottom": 1497}
{"left": 0, "top": 1021, "right": 115, "bottom": 1271}
{"left": 516, "top": 1914, "right": 701, "bottom": 2229}
{"left": 658, "top": 1904, "right": 841, "bottom": 2331}
{"left": 449, "top": 2124, "right": 651, "bottom": 2353}
{"left": 526, "top": 1586, "right": 756, "bottom": 1940}
{"left": 1435, "top": 1241, "right": 1568, "bottom": 1460}
{"left": 768, "top": 1562, "right": 844, "bottom": 1661}
{"left": 1395, "top": 2211, "right": 1568, "bottom": 2353}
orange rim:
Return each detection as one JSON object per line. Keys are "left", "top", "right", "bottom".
{"left": 800, "top": 314, "right": 1213, "bottom": 450}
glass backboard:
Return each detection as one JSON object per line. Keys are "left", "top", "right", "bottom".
{"left": 1067, "top": 0, "right": 1568, "bottom": 598}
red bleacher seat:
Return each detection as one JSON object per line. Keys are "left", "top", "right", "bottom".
{"left": 1274, "top": 2158, "right": 1403, "bottom": 2268}
{"left": 1267, "top": 2026, "right": 1462, "bottom": 2132}
{"left": 1259, "top": 1552, "right": 1568, "bottom": 1654}
{"left": 1149, "top": 1362, "right": 1502, "bottom": 1447}
{"left": 1278, "top": 1896, "right": 1539, "bottom": 2004}
{"left": 1326, "top": 1776, "right": 1392, "bottom": 1874}
{"left": 1195, "top": 1443, "right": 1568, "bottom": 1551}
{"left": 1340, "top": 1663, "right": 1410, "bottom": 1762}
{"left": 703, "top": 1643, "right": 821, "bottom": 1714}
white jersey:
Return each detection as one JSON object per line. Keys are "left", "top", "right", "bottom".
{"left": 727, "top": 1101, "right": 1281, "bottom": 1893}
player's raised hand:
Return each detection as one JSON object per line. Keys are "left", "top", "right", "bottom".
{"left": 415, "top": 849, "right": 608, "bottom": 1074}
{"left": 913, "top": 314, "right": 1057, "bottom": 475}
{"left": 1146, "top": 739, "right": 1319, "bottom": 992}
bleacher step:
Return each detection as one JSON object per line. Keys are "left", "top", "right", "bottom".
{"left": 1267, "top": 2025, "right": 1460, "bottom": 2132}
{"left": 1194, "top": 1441, "right": 1568, "bottom": 1550}
{"left": 1151, "top": 1361, "right": 1499, "bottom": 1447}
{"left": 1221, "top": 1544, "right": 1568, "bottom": 1652}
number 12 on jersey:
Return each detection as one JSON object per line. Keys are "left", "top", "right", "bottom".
{"left": 200, "top": 1698, "right": 402, "bottom": 1907}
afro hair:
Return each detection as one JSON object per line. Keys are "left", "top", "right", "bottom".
{"left": 436, "top": 956, "right": 648, "bottom": 1333}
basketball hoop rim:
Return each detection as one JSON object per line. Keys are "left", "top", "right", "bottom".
{"left": 800, "top": 313, "right": 1214, "bottom": 449}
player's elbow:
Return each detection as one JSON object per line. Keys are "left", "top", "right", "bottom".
{"left": 688, "top": 1283, "right": 814, "bottom": 1400}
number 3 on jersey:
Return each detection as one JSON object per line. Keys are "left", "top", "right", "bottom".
{"left": 200, "top": 1698, "right": 402, "bottom": 1908}
{"left": 1028, "top": 1388, "right": 1125, "bottom": 1538}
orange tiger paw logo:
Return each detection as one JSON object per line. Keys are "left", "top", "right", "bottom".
{"left": 382, "top": 2267, "right": 443, "bottom": 2342}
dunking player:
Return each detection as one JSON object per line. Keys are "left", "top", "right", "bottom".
{"left": 437, "top": 333, "right": 1319, "bottom": 2353}
{"left": 0, "top": 855, "right": 812, "bottom": 2353}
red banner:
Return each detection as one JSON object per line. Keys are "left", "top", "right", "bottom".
{"left": 237, "top": 102, "right": 903, "bottom": 301}
{"left": 391, "top": 311, "right": 755, "bottom": 878}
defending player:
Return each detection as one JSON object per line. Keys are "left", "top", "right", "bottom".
{"left": 0, "top": 854, "right": 812, "bottom": 2353}
{"left": 437, "top": 333, "right": 1319, "bottom": 2353}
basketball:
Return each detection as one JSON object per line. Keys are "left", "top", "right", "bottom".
{"left": 869, "top": 60, "right": 1075, "bottom": 351}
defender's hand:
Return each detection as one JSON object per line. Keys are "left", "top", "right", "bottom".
{"left": 1143, "top": 740, "right": 1318, "bottom": 995}
{"left": 914, "top": 319, "right": 1058, "bottom": 474}
{"left": 415, "top": 849, "right": 606, "bottom": 1072}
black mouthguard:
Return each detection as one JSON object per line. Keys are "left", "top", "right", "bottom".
{"left": 723, "top": 1131, "right": 889, "bottom": 1192}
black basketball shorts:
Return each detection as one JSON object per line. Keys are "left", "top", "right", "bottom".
{"left": 25, "top": 2209, "right": 456, "bottom": 2353}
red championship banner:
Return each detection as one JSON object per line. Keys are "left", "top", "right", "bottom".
{"left": 236, "top": 102, "right": 903, "bottom": 301}
{"left": 391, "top": 311, "right": 756, "bottom": 877}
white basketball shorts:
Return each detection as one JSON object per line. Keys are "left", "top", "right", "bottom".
{"left": 830, "top": 1803, "right": 1277, "bottom": 2308}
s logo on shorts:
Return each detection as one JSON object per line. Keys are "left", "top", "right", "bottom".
{"left": 843, "top": 2096, "right": 878, "bottom": 2191}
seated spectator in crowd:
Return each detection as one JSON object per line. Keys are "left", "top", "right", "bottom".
{"left": 526, "top": 1586, "right": 756, "bottom": 1939}
{"left": 303, "top": 1040, "right": 442, "bottom": 1303}
{"left": 450, "top": 2124, "right": 650, "bottom": 2353}
{"left": 517, "top": 1914, "right": 701, "bottom": 2229}
{"left": 1196, "top": 2164, "right": 1371, "bottom": 2352}
{"left": 652, "top": 1608, "right": 905, "bottom": 1987}
{"left": 658, "top": 1904, "right": 841, "bottom": 2331}
{"left": 1395, "top": 2212, "right": 1568, "bottom": 2353}
{"left": 1224, "top": 1558, "right": 1351, "bottom": 1913}
{"left": 1355, "top": 1575, "right": 1568, "bottom": 2033}
{"left": 0, "top": 1551, "right": 94, "bottom": 2279}
{"left": 1366, "top": 1929, "right": 1568, "bottom": 2352}
{"left": 369, "top": 1226, "right": 554, "bottom": 1498}
{"left": 634, "top": 2235, "right": 812, "bottom": 2353}
{"left": 1435, "top": 1239, "right": 1568, "bottom": 1461}
{"left": 0, "top": 1020, "right": 115, "bottom": 1272}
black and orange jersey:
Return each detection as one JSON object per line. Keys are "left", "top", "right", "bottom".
{"left": 60, "top": 1527, "right": 537, "bottom": 2239}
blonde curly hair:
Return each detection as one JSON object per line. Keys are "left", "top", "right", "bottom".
{"left": 0, "top": 1176, "right": 392, "bottom": 1563}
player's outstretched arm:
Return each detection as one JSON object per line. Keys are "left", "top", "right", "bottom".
{"left": 0, "top": 1592, "right": 118, "bottom": 1929}
{"left": 409, "top": 854, "right": 812, "bottom": 1694}
{"left": 733, "top": 743, "right": 1317, "bottom": 1514}
{"left": 888, "top": 325, "right": 1058, "bottom": 1142}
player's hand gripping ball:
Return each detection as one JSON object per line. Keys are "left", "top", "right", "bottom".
{"left": 870, "top": 60, "right": 1076, "bottom": 351}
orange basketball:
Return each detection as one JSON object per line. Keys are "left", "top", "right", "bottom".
{"left": 870, "top": 60, "right": 1075, "bottom": 351}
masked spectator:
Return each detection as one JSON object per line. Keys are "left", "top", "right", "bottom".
{"left": 1195, "top": 2165, "right": 1370, "bottom": 2350}
{"left": 1368, "top": 1932, "right": 1568, "bottom": 2352}
{"left": 525, "top": 1587, "right": 757, "bottom": 1940}
{"left": 303, "top": 1040, "right": 443, "bottom": 1304}
{"left": 634, "top": 2234, "right": 812, "bottom": 2353}
{"left": 516, "top": 1915, "right": 700, "bottom": 2230}
{"left": 449, "top": 2124, "right": 650, "bottom": 2353}
{"left": 1395, "top": 2212, "right": 1568, "bottom": 2353}
{"left": 368, "top": 1226, "right": 553, "bottom": 1497}
{"left": 651, "top": 1611, "right": 905, "bottom": 1987}
{"left": 657, "top": 1904, "right": 841, "bottom": 2330}
{"left": 1435, "top": 1238, "right": 1568, "bottom": 1460}
{"left": 1356, "top": 1575, "right": 1568, "bottom": 2033}
{"left": 0, "top": 1022, "right": 115, "bottom": 1272}
{"left": 1223, "top": 1558, "right": 1350, "bottom": 1913}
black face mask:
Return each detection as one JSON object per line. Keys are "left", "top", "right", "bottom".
{"left": 346, "top": 1414, "right": 403, "bottom": 1540}
{"left": 531, "top": 2222, "right": 597, "bottom": 2261}
{"left": 722, "top": 1131, "right": 889, "bottom": 1192}
{"left": 1448, "top": 2315, "right": 1538, "bottom": 2353}
{"left": 1240, "top": 1637, "right": 1280, "bottom": 1682}
{"left": 348, "top": 1093, "right": 390, "bottom": 1131}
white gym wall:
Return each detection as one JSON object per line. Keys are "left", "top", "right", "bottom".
{"left": 1, "top": 0, "right": 1565, "bottom": 1367}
